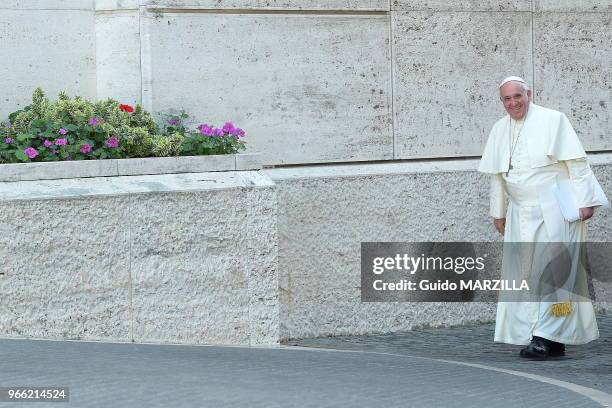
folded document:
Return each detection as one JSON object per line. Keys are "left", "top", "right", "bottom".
{"left": 550, "top": 176, "right": 610, "bottom": 222}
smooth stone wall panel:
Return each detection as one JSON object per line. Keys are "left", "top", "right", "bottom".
{"left": 143, "top": 0, "right": 388, "bottom": 10}
{"left": 0, "top": 9, "right": 96, "bottom": 121}
{"left": 391, "top": 0, "right": 531, "bottom": 11}
{"left": 95, "top": 10, "right": 142, "bottom": 104}
{"left": 392, "top": 12, "right": 532, "bottom": 159}
{"left": 95, "top": 0, "right": 140, "bottom": 9}
{"left": 534, "top": 12, "right": 612, "bottom": 150}
{"left": 534, "top": 1, "right": 612, "bottom": 12}
{"left": 0, "top": 196, "right": 132, "bottom": 341}
{"left": 142, "top": 12, "right": 392, "bottom": 165}
{"left": 0, "top": 0, "right": 93, "bottom": 9}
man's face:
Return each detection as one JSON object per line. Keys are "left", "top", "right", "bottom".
{"left": 499, "top": 82, "right": 531, "bottom": 120}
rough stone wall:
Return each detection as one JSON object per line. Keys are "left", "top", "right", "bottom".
{"left": 0, "top": 171, "right": 279, "bottom": 345}
{"left": 1, "top": 1, "right": 610, "bottom": 164}
{"left": 0, "top": 0, "right": 610, "bottom": 343}
{"left": 0, "top": 159, "right": 610, "bottom": 344}
{"left": 269, "top": 156, "right": 612, "bottom": 340}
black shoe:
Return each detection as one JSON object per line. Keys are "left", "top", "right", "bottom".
{"left": 549, "top": 342, "right": 566, "bottom": 357}
{"left": 534, "top": 336, "right": 566, "bottom": 357}
{"left": 520, "top": 338, "right": 550, "bottom": 360}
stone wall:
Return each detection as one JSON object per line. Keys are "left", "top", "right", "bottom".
{"left": 0, "top": 0, "right": 610, "bottom": 344}
{"left": 1, "top": 155, "right": 610, "bottom": 344}
{"left": 1, "top": 0, "right": 610, "bottom": 165}
{"left": 0, "top": 171, "right": 279, "bottom": 345}
{"left": 268, "top": 155, "right": 612, "bottom": 340}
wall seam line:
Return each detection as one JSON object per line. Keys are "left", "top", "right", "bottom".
{"left": 389, "top": 0, "right": 396, "bottom": 160}
{"left": 531, "top": 0, "right": 536, "bottom": 102}
{"left": 128, "top": 195, "right": 134, "bottom": 343}
{"left": 145, "top": 8, "right": 388, "bottom": 15}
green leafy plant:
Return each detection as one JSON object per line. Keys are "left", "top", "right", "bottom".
{"left": 0, "top": 88, "right": 246, "bottom": 164}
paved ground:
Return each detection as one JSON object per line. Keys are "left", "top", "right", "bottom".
{"left": 0, "top": 315, "right": 610, "bottom": 407}
{"left": 296, "top": 314, "right": 612, "bottom": 395}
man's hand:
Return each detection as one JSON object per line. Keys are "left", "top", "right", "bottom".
{"left": 579, "top": 207, "right": 595, "bottom": 222}
{"left": 493, "top": 218, "right": 506, "bottom": 235}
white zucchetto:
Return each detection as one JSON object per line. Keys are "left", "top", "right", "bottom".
{"left": 499, "top": 76, "right": 526, "bottom": 88}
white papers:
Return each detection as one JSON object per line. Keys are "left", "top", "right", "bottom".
{"left": 550, "top": 176, "right": 610, "bottom": 222}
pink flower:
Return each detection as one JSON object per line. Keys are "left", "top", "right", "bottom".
{"left": 230, "top": 128, "right": 246, "bottom": 138}
{"left": 88, "top": 117, "right": 100, "bottom": 126}
{"left": 214, "top": 128, "right": 224, "bottom": 137}
{"left": 55, "top": 138, "right": 68, "bottom": 146}
{"left": 105, "top": 136, "right": 119, "bottom": 148}
{"left": 43, "top": 139, "right": 53, "bottom": 148}
{"left": 24, "top": 147, "right": 38, "bottom": 159}
{"left": 222, "top": 122, "right": 235, "bottom": 133}
{"left": 59, "top": 128, "right": 68, "bottom": 135}
{"left": 230, "top": 127, "right": 245, "bottom": 138}
{"left": 198, "top": 124, "right": 214, "bottom": 136}
{"left": 80, "top": 144, "right": 92, "bottom": 154}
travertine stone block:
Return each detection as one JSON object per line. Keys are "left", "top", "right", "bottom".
{"left": 143, "top": 0, "right": 388, "bottom": 10}
{"left": 392, "top": 0, "right": 530, "bottom": 11}
{"left": 534, "top": 0, "right": 612, "bottom": 12}
{"left": 534, "top": 12, "right": 612, "bottom": 150}
{"left": 0, "top": 0, "right": 93, "bottom": 9}
{"left": 0, "top": 160, "right": 118, "bottom": 182}
{"left": 95, "top": 0, "right": 140, "bottom": 10}
{"left": 141, "top": 11, "right": 392, "bottom": 165}
{"left": 130, "top": 173, "right": 278, "bottom": 345}
{"left": 392, "top": 11, "right": 532, "bottom": 159}
{"left": 268, "top": 157, "right": 612, "bottom": 339}
{"left": 244, "top": 186, "right": 279, "bottom": 344}
{"left": 270, "top": 164, "right": 500, "bottom": 339}
{"left": 0, "top": 155, "right": 256, "bottom": 182}
{"left": 115, "top": 155, "right": 235, "bottom": 175}
{"left": 95, "top": 10, "right": 142, "bottom": 104}
{"left": 0, "top": 196, "right": 131, "bottom": 341}
{"left": 235, "top": 153, "right": 263, "bottom": 170}
{"left": 0, "top": 9, "right": 96, "bottom": 120}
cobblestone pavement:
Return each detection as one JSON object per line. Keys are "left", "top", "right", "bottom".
{"left": 0, "top": 329, "right": 609, "bottom": 408}
{"left": 295, "top": 314, "right": 612, "bottom": 395}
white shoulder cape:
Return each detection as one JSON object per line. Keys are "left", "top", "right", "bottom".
{"left": 478, "top": 103, "right": 586, "bottom": 174}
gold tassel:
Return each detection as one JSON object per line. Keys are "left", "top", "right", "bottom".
{"left": 550, "top": 301, "right": 572, "bottom": 317}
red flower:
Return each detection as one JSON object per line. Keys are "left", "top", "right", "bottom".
{"left": 119, "top": 104, "right": 134, "bottom": 113}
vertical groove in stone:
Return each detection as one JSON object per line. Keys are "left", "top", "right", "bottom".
{"left": 139, "top": 6, "right": 153, "bottom": 111}
{"left": 389, "top": 1, "right": 396, "bottom": 159}
{"left": 128, "top": 194, "right": 134, "bottom": 342}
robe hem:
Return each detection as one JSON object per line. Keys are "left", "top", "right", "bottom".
{"left": 494, "top": 333, "right": 600, "bottom": 346}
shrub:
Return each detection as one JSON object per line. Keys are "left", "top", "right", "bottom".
{"left": 0, "top": 88, "right": 246, "bottom": 164}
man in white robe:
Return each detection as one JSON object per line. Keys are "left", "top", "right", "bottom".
{"left": 478, "top": 76, "right": 605, "bottom": 359}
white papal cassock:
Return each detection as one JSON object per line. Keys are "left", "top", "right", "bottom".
{"left": 479, "top": 102, "right": 604, "bottom": 345}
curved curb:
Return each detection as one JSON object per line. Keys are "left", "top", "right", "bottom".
{"left": 283, "top": 345, "right": 612, "bottom": 407}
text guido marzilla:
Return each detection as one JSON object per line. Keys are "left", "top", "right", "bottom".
{"left": 372, "top": 279, "right": 530, "bottom": 291}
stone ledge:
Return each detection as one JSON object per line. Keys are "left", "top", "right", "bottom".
{"left": 266, "top": 152, "right": 612, "bottom": 181}
{"left": 0, "top": 153, "right": 261, "bottom": 183}
{"left": 0, "top": 170, "right": 271, "bottom": 202}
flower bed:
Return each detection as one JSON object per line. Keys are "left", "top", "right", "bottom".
{"left": 0, "top": 88, "right": 247, "bottom": 164}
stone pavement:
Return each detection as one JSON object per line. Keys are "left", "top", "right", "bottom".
{"left": 0, "top": 316, "right": 610, "bottom": 407}
{"left": 296, "top": 314, "right": 612, "bottom": 395}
